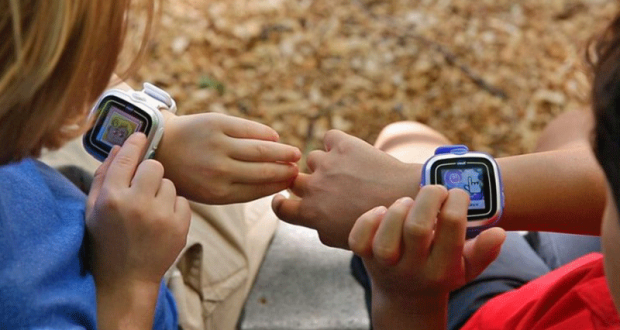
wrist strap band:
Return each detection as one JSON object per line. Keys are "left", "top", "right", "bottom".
{"left": 434, "top": 145, "right": 469, "bottom": 155}
{"left": 142, "top": 82, "right": 177, "bottom": 114}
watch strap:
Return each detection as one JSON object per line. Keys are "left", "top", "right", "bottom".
{"left": 434, "top": 145, "right": 469, "bottom": 155}
{"left": 142, "top": 82, "right": 177, "bottom": 114}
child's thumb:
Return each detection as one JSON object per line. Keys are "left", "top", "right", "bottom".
{"left": 463, "top": 227, "right": 506, "bottom": 282}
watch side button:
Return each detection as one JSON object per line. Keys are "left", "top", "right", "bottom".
{"left": 132, "top": 92, "right": 146, "bottom": 102}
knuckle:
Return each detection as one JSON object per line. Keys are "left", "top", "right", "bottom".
{"left": 334, "top": 139, "right": 351, "bottom": 154}
{"left": 129, "top": 199, "right": 150, "bottom": 218}
{"left": 373, "top": 245, "right": 399, "bottom": 264}
{"left": 209, "top": 185, "right": 232, "bottom": 201}
{"left": 347, "top": 236, "right": 362, "bottom": 254}
{"left": 254, "top": 144, "right": 269, "bottom": 158}
{"left": 162, "top": 178, "right": 177, "bottom": 194}
{"left": 426, "top": 271, "right": 447, "bottom": 287}
{"left": 114, "top": 153, "right": 136, "bottom": 168}
{"left": 287, "top": 147, "right": 300, "bottom": 159}
{"left": 348, "top": 235, "right": 370, "bottom": 256}
{"left": 306, "top": 150, "right": 322, "bottom": 165}
{"left": 203, "top": 160, "right": 229, "bottom": 178}
{"left": 177, "top": 196, "right": 190, "bottom": 214}
{"left": 256, "top": 165, "right": 275, "bottom": 180}
{"left": 324, "top": 129, "right": 338, "bottom": 140}
{"left": 424, "top": 184, "right": 448, "bottom": 197}
{"left": 440, "top": 208, "right": 465, "bottom": 224}
{"left": 404, "top": 220, "right": 432, "bottom": 239}
{"left": 451, "top": 188, "right": 469, "bottom": 199}
{"left": 98, "top": 188, "right": 122, "bottom": 209}
{"left": 143, "top": 159, "right": 164, "bottom": 175}
{"left": 207, "top": 112, "right": 225, "bottom": 126}
{"left": 213, "top": 161, "right": 230, "bottom": 176}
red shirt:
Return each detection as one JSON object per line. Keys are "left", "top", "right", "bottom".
{"left": 461, "top": 253, "right": 620, "bottom": 330}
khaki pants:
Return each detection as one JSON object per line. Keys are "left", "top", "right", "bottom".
{"left": 40, "top": 139, "right": 278, "bottom": 330}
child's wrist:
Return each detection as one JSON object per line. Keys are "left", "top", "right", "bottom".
{"left": 154, "top": 110, "right": 178, "bottom": 166}
{"left": 160, "top": 109, "right": 176, "bottom": 122}
{"left": 372, "top": 288, "right": 449, "bottom": 329}
{"left": 96, "top": 278, "right": 161, "bottom": 330}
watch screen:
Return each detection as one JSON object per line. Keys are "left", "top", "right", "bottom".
{"left": 440, "top": 167, "right": 486, "bottom": 210}
{"left": 430, "top": 157, "right": 498, "bottom": 221}
{"left": 83, "top": 95, "right": 153, "bottom": 161}
{"left": 96, "top": 105, "right": 143, "bottom": 147}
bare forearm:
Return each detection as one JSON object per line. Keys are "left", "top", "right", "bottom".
{"left": 402, "top": 147, "right": 604, "bottom": 235}
{"left": 498, "top": 147, "right": 606, "bottom": 235}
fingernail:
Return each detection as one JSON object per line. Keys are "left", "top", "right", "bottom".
{"left": 131, "top": 132, "right": 146, "bottom": 140}
{"left": 397, "top": 197, "right": 414, "bottom": 206}
{"left": 373, "top": 206, "right": 387, "bottom": 215}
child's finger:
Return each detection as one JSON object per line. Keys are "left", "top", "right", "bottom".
{"left": 272, "top": 193, "right": 305, "bottom": 226}
{"left": 87, "top": 146, "right": 120, "bottom": 210}
{"left": 221, "top": 115, "right": 280, "bottom": 141}
{"left": 230, "top": 161, "right": 299, "bottom": 184}
{"left": 430, "top": 189, "right": 469, "bottom": 273}
{"left": 402, "top": 185, "right": 448, "bottom": 264}
{"left": 349, "top": 206, "right": 387, "bottom": 258}
{"left": 130, "top": 159, "right": 165, "bottom": 196}
{"left": 104, "top": 133, "right": 148, "bottom": 188}
{"left": 289, "top": 173, "right": 310, "bottom": 198}
{"left": 174, "top": 196, "right": 192, "bottom": 229}
{"left": 155, "top": 178, "right": 177, "bottom": 204}
{"left": 372, "top": 198, "right": 414, "bottom": 265}
{"left": 230, "top": 180, "right": 295, "bottom": 203}
{"left": 463, "top": 227, "right": 506, "bottom": 282}
{"left": 228, "top": 139, "right": 301, "bottom": 163}
{"left": 306, "top": 150, "right": 327, "bottom": 173}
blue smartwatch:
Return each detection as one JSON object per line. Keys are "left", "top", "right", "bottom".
{"left": 421, "top": 145, "right": 504, "bottom": 238}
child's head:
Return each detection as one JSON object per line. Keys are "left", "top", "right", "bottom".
{"left": 0, "top": 0, "right": 155, "bottom": 164}
{"left": 591, "top": 11, "right": 620, "bottom": 315}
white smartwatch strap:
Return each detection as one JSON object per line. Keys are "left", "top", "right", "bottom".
{"left": 142, "top": 82, "right": 177, "bottom": 114}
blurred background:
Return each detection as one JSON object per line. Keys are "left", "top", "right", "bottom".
{"left": 123, "top": 0, "right": 617, "bottom": 161}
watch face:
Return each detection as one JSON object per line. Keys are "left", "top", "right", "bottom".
{"left": 84, "top": 95, "right": 153, "bottom": 160}
{"left": 430, "top": 157, "right": 498, "bottom": 221}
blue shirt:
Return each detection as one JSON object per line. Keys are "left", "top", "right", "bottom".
{"left": 0, "top": 159, "right": 178, "bottom": 329}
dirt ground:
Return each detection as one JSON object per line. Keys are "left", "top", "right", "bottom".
{"left": 122, "top": 0, "right": 618, "bottom": 162}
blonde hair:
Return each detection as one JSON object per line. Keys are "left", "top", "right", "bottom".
{"left": 0, "top": 0, "right": 156, "bottom": 164}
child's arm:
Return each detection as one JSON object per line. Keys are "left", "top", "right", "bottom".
{"left": 273, "top": 130, "right": 605, "bottom": 249}
{"left": 348, "top": 186, "right": 506, "bottom": 330}
{"left": 156, "top": 111, "right": 301, "bottom": 204}
{"left": 107, "top": 76, "right": 301, "bottom": 205}
{"left": 86, "top": 133, "right": 191, "bottom": 330}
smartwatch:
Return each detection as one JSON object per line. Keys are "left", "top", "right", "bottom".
{"left": 83, "top": 83, "right": 176, "bottom": 162}
{"left": 421, "top": 145, "right": 504, "bottom": 238}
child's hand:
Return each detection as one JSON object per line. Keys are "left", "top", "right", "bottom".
{"left": 85, "top": 133, "right": 191, "bottom": 329}
{"left": 86, "top": 133, "right": 191, "bottom": 288}
{"left": 156, "top": 112, "right": 301, "bottom": 204}
{"left": 348, "top": 186, "right": 505, "bottom": 329}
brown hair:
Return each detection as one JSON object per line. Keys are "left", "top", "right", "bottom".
{"left": 0, "top": 0, "right": 157, "bottom": 164}
{"left": 591, "top": 12, "right": 620, "bottom": 215}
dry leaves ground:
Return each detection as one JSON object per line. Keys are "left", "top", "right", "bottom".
{"left": 123, "top": 0, "right": 618, "bottom": 163}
